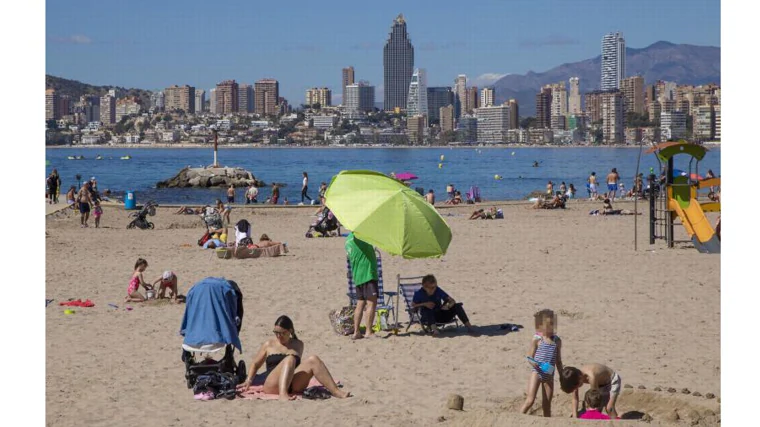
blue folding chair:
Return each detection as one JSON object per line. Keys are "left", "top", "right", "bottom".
{"left": 396, "top": 275, "right": 460, "bottom": 333}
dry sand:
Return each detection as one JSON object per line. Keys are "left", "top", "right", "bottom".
{"left": 46, "top": 200, "right": 720, "bottom": 426}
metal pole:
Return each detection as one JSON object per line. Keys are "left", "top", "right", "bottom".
{"left": 649, "top": 173, "right": 656, "bottom": 244}
{"left": 633, "top": 134, "right": 646, "bottom": 251}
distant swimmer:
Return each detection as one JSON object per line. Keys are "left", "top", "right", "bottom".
{"left": 532, "top": 161, "right": 540, "bottom": 168}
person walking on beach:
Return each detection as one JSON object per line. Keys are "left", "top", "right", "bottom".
{"left": 246, "top": 184, "right": 259, "bottom": 204}
{"left": 227, "top": 185, "right": 235, "bottom": 204}
{"left": 606, "top": 168, "right": 620, "bottom": 202}
{"left": 345, "top": 232, "right": 378, "bottom": 340}
{"left": 77, "top": 182, "right": 93, "bottom": 227}
{"left": 48, "top": 169, "right": 60, "bottom": 204}
{"left": 301, "top": 172, "right": 312, "bottom": 204}
{"left": 270, "top": 183, "right": 280, "bottom": 205}
{"left": 587, "top": 172, "right": 598, "bottom": 200}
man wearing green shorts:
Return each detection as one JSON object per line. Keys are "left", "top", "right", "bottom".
{"left": 345, "top": 232, "right": 378, "bottom": 339}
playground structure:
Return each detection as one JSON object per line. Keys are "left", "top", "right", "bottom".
{"left": 645, "top": 142, "right": 720, "bottom": 253}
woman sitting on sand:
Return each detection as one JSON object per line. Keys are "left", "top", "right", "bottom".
{"left": 598, "top": 198, "right": 640, "bottom": 216}
{"left": 445, "top": 191, "right": 463, "bottom": 205}
{"left": 241, "top": 315, "right": 350, "bottom": 400}
{"left": 252, "top": 234, "right": 282, "bottom": 248}
{"left": 174, "top": 206, "right": 202, "bottom": 215}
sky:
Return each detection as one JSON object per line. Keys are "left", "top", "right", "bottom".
{"left": 46, "top": 0, "right": 720, "bottom": 105}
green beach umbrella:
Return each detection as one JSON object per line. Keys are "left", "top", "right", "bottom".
{"left": 324, "top": 170, "right": 452, "bottom": 259}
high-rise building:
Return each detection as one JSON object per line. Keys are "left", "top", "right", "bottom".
{"left": 548, "top": 82, "right": 567, "bottom": 130}
{"left": 661, "top": 111, "right": 687, "bottom": 140}
{"left": 440, "top": 104, "right": 455, "bottom": 133}
{"left": 457, "top": 116, "right": 478, "bottom": 142}
{"left": 99, "top": 95, "right": 116, "bottom": 125}
{"left": 195, "top": 90, "right": 205, "bottom": 113}
{"left": 383, "top": 14, "right": 414, "bottom": 111}
{"left": 164, "top": 85, "right": 196, "bottom": 113}
{"left": 535, "top": 87, "right": 552, "bottom": 129}
{"left": 480, "top": 87, "right": 495, "bottom": 108}
{"left": 238, "top": 84, "right": 254, "bottom": 113}
{"left": 209, "top": 88, "right": 217, "bottom": 114}
{"left": 656, "top": 80, "right": 677, "bottom": 103}
{"left": 150, "top": 91, "right": 165, "bottom": 111}
{"left": 254, "top": 79, "right": 279, "bottom": 116}
{"left": 585, "top": 91, "right": 607, "bottom": 123}
{"left": 694, "top": 105, "right": 715, "bottom": 141}
{"left": 215, "top": 80, "right": 239, "bottom": 115}
{"left": 621, "top": 76, "right": 645, "bottom": 115}
{"left": 713, "top": 104, "right": 721, "bottom": 140}
{"left": 645, "top": 85, "right": 656, "bottom": 110}
{"left": 56, "top": 95, "right": 71, "bottom": 119}
{"left": 601, "top": 90, "right": 624, "bottom": 144}
{"left": 453, "top": 74, "right": 467, "bottom": 118}
{"left": 466, "top": 86, "right": 479, "bottom": 114}
{"left": 508, "top": 99, "right": 519, "bottom": 129}
{"left": 648, "top": 101, "right": 661, "bottom": 123}
{"left": 476, "top": 105, "right": 510, "bottom": 143}
{"left": 46, "top": 89, "right": 58, "bottom": 120}
{"left": 568, "top": 77, "right": 581, "bottom": 115}
{"left": 407, "top": 115, "right": 427, "bottom": 144}
{"left": 427, "top": 87, "right": 454, "bottom": 123}
{"left": 342, "top": 66, "right": 355, "bottom": 104}
{"left": 601, "top": 32, "right": 626, "bottom": 90}
{"left": 345, "top": 82, "right": 375, "bottom": 113}
{"left": 305, "top": 87, "right": 332, "bottom": 108}
{"left": 406, "top": 68, "right": 428, "bottom": 118}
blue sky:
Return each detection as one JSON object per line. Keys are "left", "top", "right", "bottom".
{"left": 46, "top": 0, "right": 720, "bottom": 104}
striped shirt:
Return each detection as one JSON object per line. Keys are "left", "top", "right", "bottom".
{"left": 533, "top": 334, "right": 559, "bottom": 382}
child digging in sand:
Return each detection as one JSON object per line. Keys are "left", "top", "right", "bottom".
{"left": 579, "top": 389, "right": 610, "bottom": 420}
{"left": 560, "top": 363, "right": 622, "bottom": 419}
{"left": 152, "top": 271, "right": 179, "bottom": 303}
{"left": 520, "top": 309, "right": 563, "bottom": 417}
{"left": 125, "top": 258, "right": 153, "bottom": 302}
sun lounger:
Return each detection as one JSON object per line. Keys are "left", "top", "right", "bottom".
{"left": 397, "top": 275, "right": 460, "bottom": 333}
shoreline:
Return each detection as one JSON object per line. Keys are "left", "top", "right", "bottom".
{"left": 46, "top": 142, "right": 722, "bottom": 150}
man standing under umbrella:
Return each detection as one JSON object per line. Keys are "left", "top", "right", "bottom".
{"left": 345, "top": 232, "right": 378, "bottom": 340}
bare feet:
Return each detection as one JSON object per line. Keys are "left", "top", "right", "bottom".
{"left": 333, "top": 390, "right": 351, "bottom": 398}
{"left": 350, "top": 333, "right": 363, "bottom": 340}
{"left": 279, "top": 394, "right": 295, "bottom": 401}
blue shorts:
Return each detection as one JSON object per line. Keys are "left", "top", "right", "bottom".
{"left": 608, "top": 184, "right": 618, "bottom": 192}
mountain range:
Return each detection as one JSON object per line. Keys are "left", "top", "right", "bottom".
{"left": 492, "top": 41, "right": 720, "bottom": 116}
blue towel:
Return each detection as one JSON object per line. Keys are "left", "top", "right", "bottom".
{"left": 180, "top": 277, "right": 242, "bottom": 352}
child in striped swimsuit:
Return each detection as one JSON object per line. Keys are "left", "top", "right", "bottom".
{"left": 520, "top": 309, "right": 564, "bottom": 417}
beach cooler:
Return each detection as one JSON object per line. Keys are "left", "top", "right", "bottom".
{"left": 125, "top": 190, "right": 136, "bottom": 210}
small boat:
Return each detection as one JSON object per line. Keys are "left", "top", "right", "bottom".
{"left": 95, "top": 155, "right": 103, "bottom": 160}
{"left": 120, "top": 155, "right": 132, "bottom": 160}
{"left": 67, "top": 156, "right": 75, "bottom": 160}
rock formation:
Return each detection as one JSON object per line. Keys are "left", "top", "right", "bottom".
{"left": 156, "top": 166, "right": 264, "bottom": 188}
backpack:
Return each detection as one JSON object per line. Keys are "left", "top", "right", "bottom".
{"left": 328, "top": 306, "right": 355, "bottom": 336}
{"left": 198, "top": 231, "right": 212, "bottom": 246}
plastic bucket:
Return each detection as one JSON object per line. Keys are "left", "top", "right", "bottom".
{"left": 125, "top": 190, "right": 136, "bottom": 210}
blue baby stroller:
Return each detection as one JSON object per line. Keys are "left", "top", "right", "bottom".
{"left": 180, "top": 277, "right": 246, "bottom": 393}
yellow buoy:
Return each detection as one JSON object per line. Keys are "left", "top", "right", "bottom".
{"left": 494, "top": 174, "right": 502, "bottom": 180}
{"left": 438, "top": 163, "right": 443, "bottom": 169}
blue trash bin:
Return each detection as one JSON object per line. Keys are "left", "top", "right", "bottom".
{"left": 125, "top": 190, "right": 136, "bottom": 210}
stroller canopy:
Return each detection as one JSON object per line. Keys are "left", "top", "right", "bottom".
{"left": 180, "top": 277, "right": 243, "bottom": 352}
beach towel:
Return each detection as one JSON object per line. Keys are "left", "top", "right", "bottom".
{"left": 218, "top": 244, "right": 288, "bottom": 259}
{"left": 236, "top": 375, "right": 338, "bottom": 400}
{"left": 59, "top": 299, "right": 95, "bottom": 307}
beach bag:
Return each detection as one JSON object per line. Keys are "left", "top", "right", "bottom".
{"left": 193, "top": 372, "right": 238, "bottom": 400}
{"left": 372, "top": 308, "right": 390, "bottom": 332}
{"left": 329, "top": 306, "right": 355, "bottom": 336}
{"left": 198, "top": 231, "right": 212, "bottom": 247}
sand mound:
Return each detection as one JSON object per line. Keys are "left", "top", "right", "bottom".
{"left": 449, "top": 390, "right": 720, "bottom": 426}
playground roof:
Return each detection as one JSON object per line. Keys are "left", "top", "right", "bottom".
{"left": 645, "top": 141, "right": 709, "bottom": 162}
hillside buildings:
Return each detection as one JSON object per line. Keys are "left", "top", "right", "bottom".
{"left": 215, "top": 80, "right": 239, "bottom": 115}
{"left": 306, "top": 87, "right": 332, "bottom": 108}
{"left": 164, "top": 85, "right": 195, "bottom": 113}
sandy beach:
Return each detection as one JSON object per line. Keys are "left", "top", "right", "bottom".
{"left": 45, "top": 200, "right": 720, "bottom": 426}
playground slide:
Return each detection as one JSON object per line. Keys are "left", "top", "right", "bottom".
{"left": 669, "top": 199, "right": 721, "bottom": 254}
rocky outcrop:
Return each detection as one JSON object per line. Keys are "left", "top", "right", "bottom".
{"left": 156, "top": 166, "right": 264, "bottom": 188}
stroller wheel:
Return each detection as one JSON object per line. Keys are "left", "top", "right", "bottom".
{"left": 147, "top": 222, "right": 154, "bottom": 229}
{"left": 126, "top": 221, "right": 136, "bottom": 229}
{"left": 237, "top": 360, "right": 247, "bottom": 385}
{"left": 305, "top": 232, "right": 313, "bottom": 238}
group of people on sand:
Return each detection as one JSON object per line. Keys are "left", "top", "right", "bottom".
{"left": 67, "top": 176, "right": 104, "bottom": 228}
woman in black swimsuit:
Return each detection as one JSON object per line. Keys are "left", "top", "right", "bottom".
{"left": 241, "top": 315, "right": 350, "bottom": 400}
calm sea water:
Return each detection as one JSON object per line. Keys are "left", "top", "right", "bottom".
{"left": 45, "top": 147, "right": 721, "bottom": 204}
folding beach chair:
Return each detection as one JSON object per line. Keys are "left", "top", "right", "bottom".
{"left": 396, "top": 275, "right": 460, "bottom": 333}
{"left": 346, "top": 249, "right": 397, "bottom": 331}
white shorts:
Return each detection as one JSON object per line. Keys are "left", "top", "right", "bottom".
{"left": 600, "top": 372, "right": 621, "bottom": 397}
{"left": 589, "top": 184, "right": 597, "bottom": 192}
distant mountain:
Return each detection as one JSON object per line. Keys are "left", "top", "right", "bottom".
{"left": 45, "top": 75, "right": 153, "bottom": 106}
{"left": 493, "top": 41, "right": 720, "bottom": 116}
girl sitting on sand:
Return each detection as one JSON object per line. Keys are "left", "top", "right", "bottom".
{"left": 579, "top": 389, "right": 610, "bottom": 420}
{"left": 126, "top": 258, "right": 153, "bottom": 302}
{"left": 521, "top": 309, "right": 564, "bottom": 417}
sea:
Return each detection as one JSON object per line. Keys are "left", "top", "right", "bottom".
{"left": 45, "top": 147, "right": 721, "bottom": 204}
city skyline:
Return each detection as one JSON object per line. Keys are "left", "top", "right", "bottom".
{"left": 46, "top": 0, "right": 720, "bottom": 104}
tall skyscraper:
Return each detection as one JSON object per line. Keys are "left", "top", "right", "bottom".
{"left": 406, "top": 68, "right": 428, "bottom": 118}
{"left": 254, "top": 79, "right": 279, "bottom": 116}
{"left": 209, "top": 88, "right": 217, "bottom": 114}
{"left": 466, "top": 86, "right": 479, "bottom": 114}
{"left": 383, "top": 14, "right": 414, "bottom": 111}
{"left": 215, "top": 80, "right": 239, "bottom": 114}
{"left": 645, "top": 85, "right": 656, "bottom": 109}
{"left": 480, "top": 87, "right": 494, "bottom": 108}
{"left": 342, "top": 66, "right": 355, "bottom": 105}
{"left": 568, "top": 77, "right": 581, "bottom": 115}
{"left": 99, "top": 95, "right": 116, "bottom": 125}
{"left": 601, "top": 91, "right": 624, "bottom": 144}
{"left": 549, "top": 82, "right": 567, "bottom": 129}
{"left": 345, "top": 82, "right": 375, "bottom": 113}
{"left": 164, "top": 85, "right": 196, "bottom": 113}
{"left": 440, "top": 104, "right": 455, "bottom": 132}
{"left": 508, "top": 99, "right": 519, "bottom": 129}
{"left": 239, "top": 84, "right": 254, "bottom": 113}
{"left": 454, "top": 74, "right": 467, "bottom": 118}
{"left": 621, "top": 76, "right": 645, "bottom": 115}
{"left": 46, "top": 89, "right": 58, "bottom": 120}
{"left": 195, "top": 90, "right": 205, "bottom": 113}
{"left": 476, "top": 105, "right": 510, "bottom": 143}
{"left": 601, "top": 32, "right": 626, "bottom": 90}
{"left": 535, "top": 87, "right": 552, "bottom": 129}
{"left": 305, "top": 88, "right": 332, "bottom": 107}
{"left": 426, "top": 87, "right": 454, "bottom": 123}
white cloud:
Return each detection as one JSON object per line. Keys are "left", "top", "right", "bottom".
{"left": 471, "top": 73, "right": 509, "bottom": 87}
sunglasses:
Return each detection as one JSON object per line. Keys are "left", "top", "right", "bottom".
{"left": 273, "top": 330, "right": 289, "bottom": 337}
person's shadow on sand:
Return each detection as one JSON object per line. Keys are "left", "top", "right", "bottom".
{"left": 382, "top": 323, "right": 524, "bottom": 339}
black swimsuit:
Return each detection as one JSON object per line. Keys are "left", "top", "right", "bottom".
{"left": 265, "top": 353, "right": 301, "bottom": 372}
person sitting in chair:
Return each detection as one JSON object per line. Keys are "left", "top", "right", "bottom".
{"left": 411, "top": 274, "right": 477, "bottom": 336}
